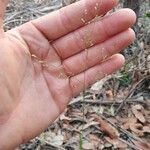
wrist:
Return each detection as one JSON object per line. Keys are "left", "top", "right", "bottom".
{"left": 0, "top": 117, "right": 22, "bottom": 150}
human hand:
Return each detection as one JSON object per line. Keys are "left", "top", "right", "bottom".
{"left": 0, "top": 0, "right": 136, "bottom": 149}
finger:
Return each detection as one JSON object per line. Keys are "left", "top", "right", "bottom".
{"left": 52, "top": 9, "right": 136, "bottom": 59}
{"left": 31, "top": 0, "right": 118, "bottom": 40}
{"left": 0, "top": 0, "right": 8, "bottom": 29}
{"left": 70, "top": 54, "right": 125, "bottom": 96}
{"left": 62, "top": 28, "right": 135, "bottom": 76}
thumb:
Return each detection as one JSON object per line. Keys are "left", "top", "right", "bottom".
{"left": 0, "top": 0, "right": 8, "bottom": 29}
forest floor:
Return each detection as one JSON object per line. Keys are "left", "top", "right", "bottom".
{"left": 5, "top": 0, "right": 150, "bottom": 150}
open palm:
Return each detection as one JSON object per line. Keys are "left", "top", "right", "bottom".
{"left": 0, "top": 0, "right": 136, "bottom": 149}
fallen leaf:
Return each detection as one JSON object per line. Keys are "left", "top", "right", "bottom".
{"left": 88, "top": 134, "right": 103, "bottom": 146}
{"left": 105, "top": 137, "right": 128, "bottom": 149}
{"left": 51, "top": 135, "right": 64, "bottom": 146}
{"left": 132, "top": 105, "right": 146, "bottom": 124}
{"left": 92, "top": 114, "right": 119, "bottom": 138}
{"left": 121, "top": 117, "right": 137, "bottom": 124}
{"left": 121, "top": 117, "right": 137, "bottom": 130}
{"left": 133, "top": 104, "right": 143, "bottom": 110}
{"left": 43, "top": 132, "right": 64, "bottom": 146}
{"left": 130, "top": 123, "right": 144, "bottom": 136}
{"left": 143, "top": 126, "right": 150, "bottom": 133}
{"left": 82, "top": 142, "right": 94, "bottom": 150}
{"left": 133, "top": 139, "right": 150, "bottom": 150}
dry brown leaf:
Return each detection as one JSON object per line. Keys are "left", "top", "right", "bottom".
{"left": 105, "top": 137, "right": 128, "bottom": 149}
{"left": 82, "top": 142, "right": 94, "bottom": 150}
{"left": 132, "top": 105, "right": 146, "bottom": 123}
{"left": 133, "top": 139, "right": 150, "bottom": 150}
{"left": 88, "top": 134, "right": 103, "bottom": 146}
{"left": 130, "top": 123, "right": 144, "bottom": 136}
{"left": 120, "top": 117, "right": 137, "bottom": 124}
{"left": 143, "top": 126, "right": 150, "bottom": 133}
{"left": 121, "top": 117, "right": 137, "bottom": 130}
{"left": 92, "top": 114, "right": 119, "bottom": 138}
{"left": 42, "top": 132, "right": 64, "bottom": 146}
{"left": 134, "top": 104, "right": 143, "bottom": 110}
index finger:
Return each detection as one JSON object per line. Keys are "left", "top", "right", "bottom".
{"left": 31, "top": 0, "right": 118, "bottom": 40}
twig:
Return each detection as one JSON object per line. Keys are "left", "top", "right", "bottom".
{"left": 81, "top": 98, "right": 145, "bottom": 105}
{"left": 96, "top": 114, "right": 147, "bottom": 150}
{"left": 115, "top": 75, "right": 150, "bottom": 115}
{"left": 99, "top": 114, "right": 143, "bottom": 141}
{"left": 70, "top": 97, "right": 145, "bottom": 105}
{"left": 119, "top": 138, "right": 140, "bottom": 150}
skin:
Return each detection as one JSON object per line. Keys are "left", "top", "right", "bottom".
{"left": 0, "top": 0, "right": 136, "bottom": 149}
